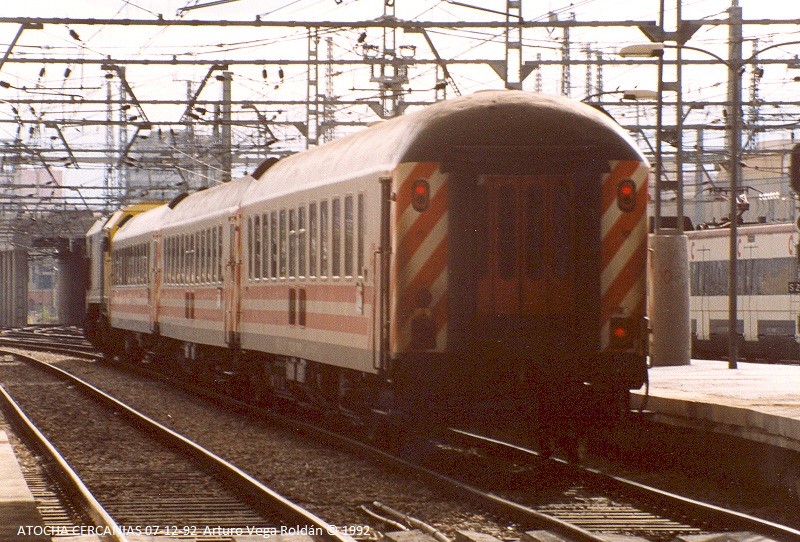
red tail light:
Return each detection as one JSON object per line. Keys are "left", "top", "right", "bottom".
{"left": 610, "top": 317, "right": 637, "bottom": 349}
{"left": 411, "top": 179, "right": 430, "bottom": 212}
{"left": 617, "top": 179, "right": 637, "bottom": 212}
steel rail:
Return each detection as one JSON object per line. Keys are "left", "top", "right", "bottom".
{"left": 0, "top": 384, "right": 127, "bottom": 542}
{"left": 0, "top": 337, "right": 613, "bottom": 542}
{"left": 0, "top": 347, "right": 358, "bottom": 542}
{"left": 11, "top": 332, "right": 797, "bottom": 542}
{"left": 447, "top": 427, "right": 800, "bottom": 542}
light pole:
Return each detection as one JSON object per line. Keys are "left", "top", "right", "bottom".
{"left": 620, "top": 4, "right": 800, "bottom": 368}
{"left": 619, "top": 40, "right": 691, "bottom": 368}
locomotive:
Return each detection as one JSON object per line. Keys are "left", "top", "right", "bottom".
{"left": 85, "top": 90, "right": 649, "bottom": 444}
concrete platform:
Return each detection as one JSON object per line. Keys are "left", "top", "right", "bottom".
{"left": 0, "top": 429, "right": 46, "bottom": 541}
{"left": 631, "top": 359, "right": 800, "bottom": 453}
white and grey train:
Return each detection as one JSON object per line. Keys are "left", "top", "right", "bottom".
{"left": 688, "top": 222, "right": 800, "bottom": 360}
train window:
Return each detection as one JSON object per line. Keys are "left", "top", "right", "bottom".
{"left": 178, "top": 235, "right": 184, "bottom": 284}
{"left": 357, "top": 193, "right": 365, "bottom": 278}
{"left": 206, "top": 228, "right": 209, "bottom": 283}
{"left": 254, "top": 215, "right": 262, "bottom": 280}
{"left": 289, "top": 208, "right": 297, "bottom": 279}
{"left": 185, "top": 235, "right": 190, "bottom": 284}
{"left": 553, "top": 179, "right": 573, "bottom": 278}
{"left": 175, "top": 236, "right": 179, "bottom": 284}
{"left": 166, "top": 237, "right": 172, "bottom": 284}
{"left": 309, "top": 203, "right": 317, "bottom": 278}
{"left": 279, "top": 209, "right": 287, "bottom": 279}
{"left": 216, "top": 226, "right": 223, "bottom": 283}
{"left": 203, "top": 233, "right": 207, "bottom": 284}
{"left": 197, "top": 232, "right": 202, "bottom": 283}
{"left": 320, "top": 200, "right": 329, "bottom": 278}
{"left": 197, "top": 232, "right": 203, "bottom": 284}
{"left": 345, "top": 195, "right": 354, "bottom": 279}
{"left": 261, "top": 214, "right": 269, "bottom": 280}
{"left": 189, "top": 233, "right": 196, "bottom": 284}
{"left": 163, "top": 238, "right": 168, "bottom": 284}
{"left": 525, "top": 184, "right": 544, "bottom": 279}
{"left": 498, "top": 184, "right": 516, "bottom": 280}
{"left": 333, "top": 197, "right": 341, "bottom": 278}
{"left": 247, "top": 218, "right": 254, "bottom": 279}
{"left": 299, "top": 206, "right": 307, "bottom": 279}
{"left": 270, "top": 212, "right": 278, "bottom": 279}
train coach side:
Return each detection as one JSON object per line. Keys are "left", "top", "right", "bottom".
{"left": 688, "top": 223, "right": 800, "bottom": 360}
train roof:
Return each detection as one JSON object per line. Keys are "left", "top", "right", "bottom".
{"left": 112, "top": 204, "right": 172, "bottom": 245}
{"left": 86, "top": 202, "right": 165, "bottom": 240}
{"left": 160, "top": 175, "right": 256, "bottom": 231}
{"left": 687, "top": 222, "right": 795, "bottom": 239}
{"left": 243, "top": 89, "right": 646, "bottom": 205}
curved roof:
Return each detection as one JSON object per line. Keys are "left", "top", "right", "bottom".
{"left": 107, "top": 90, "right": 647, "bottom": 240}
{"left": 112, "top": 204, "right": 171, "bottom": 244}
{"left": 160, "top": 174, "right": 255, "bottom": 230}
{"left": 243, "top": 89, "right": 645, "bottom": 205}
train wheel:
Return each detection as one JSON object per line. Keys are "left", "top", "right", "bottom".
{"left": 245, "top": 360, "right": 272, "bottom": 405}
{"left": 122, "top": 332, "right": 143, "bottom": 364}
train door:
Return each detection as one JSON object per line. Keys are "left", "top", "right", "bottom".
{"left": 149, "top": 234, "right": 160, "bottom": 332}
{"left": 476, "top": 175, "right": 577, "bottom": 317}
{"left": 224, "top": 216, "right": 242, "bottom": 346}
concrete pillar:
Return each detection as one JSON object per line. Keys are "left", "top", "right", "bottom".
{"left": 649, "top": 232, "right": 691, "bottom": 366}
{"left": 0, "top": 245, "right": 28, "bottom": 327}
{"left": 55, "top": 243, "right": 88, "bottom": 326}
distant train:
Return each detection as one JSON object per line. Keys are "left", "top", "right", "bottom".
{"left": 689, "top": 222, "right": 800, "bottom": 360}
{"left": 84, "top": 90, "right": 650, "bottom": 444}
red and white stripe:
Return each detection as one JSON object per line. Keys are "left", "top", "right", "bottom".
{"left": 392, "top": 162, "right": 449, "bottom": 352}
{"left": 600, "top": 160, "right": 649, "bottom": 350}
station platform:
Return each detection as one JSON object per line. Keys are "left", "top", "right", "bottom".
{"left": 631, "top": 359, "right": 800, "bottom": 453}
{"left": 0, "top": 430, "right": 46, "bottom": 541}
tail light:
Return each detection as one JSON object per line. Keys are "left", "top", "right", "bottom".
{"left": 609, "top": 317, "right": 638, "bottom": 349}
{"left": 617, "top": 179, "right": 637, "bottom": 212}
{"left": 411, "top": 179, "right": 430, "bottom": 212}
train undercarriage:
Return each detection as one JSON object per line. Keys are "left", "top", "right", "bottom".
{"left": 86, "top": 313, "right": 633, "bottom": 459}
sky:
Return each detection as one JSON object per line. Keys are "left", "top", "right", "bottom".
{"left": 1, "top": 0, "right": 800, "bottom": 199}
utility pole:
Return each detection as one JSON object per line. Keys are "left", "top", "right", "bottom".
{"left": 220, "top": 70, "right": 232, "bottom": 184}
{"left": 727, "top": 0, "right": 743, "bottom": 369}
{"left": 307, "top": 29, "right": 320, "bottom": 148}
{"left": 561, "top": 19, "right": 571, "bottom": 97}
{"left": 104, "top": 70, "right": 116, "bottom": 211}
{"left": 366, "top": 0, "right": 410, "bottom": 118}
{"left": 322, "top": 37, "right": 336, "bottom": 143}
{"left": 505, "top": 0, "right": 522, "bottom": 89}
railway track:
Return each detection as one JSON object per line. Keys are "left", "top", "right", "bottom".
{"left": 0, "top": 348, "right": 357, "bottom": 542}
{"left": 1, "top": 327, "right": 799, "bottom": 542}
{"left": 440, "top": 428, "right": 800, "bottom": 541}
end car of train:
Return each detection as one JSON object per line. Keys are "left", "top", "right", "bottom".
{"left": 85, "top": 90, "right": 650, "bottom": 438}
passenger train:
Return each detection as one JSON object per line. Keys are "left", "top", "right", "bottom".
{"left": 84, "top": 90, "right": 650, "bottom": 444}
{"left": 689, "top": 222, "right": 800, "bottom": 360}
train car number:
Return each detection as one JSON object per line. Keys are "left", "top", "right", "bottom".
{"left": 789, "top": 282, "right": 800, "bottom": 294}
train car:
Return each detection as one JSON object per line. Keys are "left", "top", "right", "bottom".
{"left": 688, "top": 222, "right": 800, "bottom": 360}
{"left": 84, "top": 202, "right": 164, "bottom": 352}
{"left": 91, "top": 90, "right": 650, "bottom": 443}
